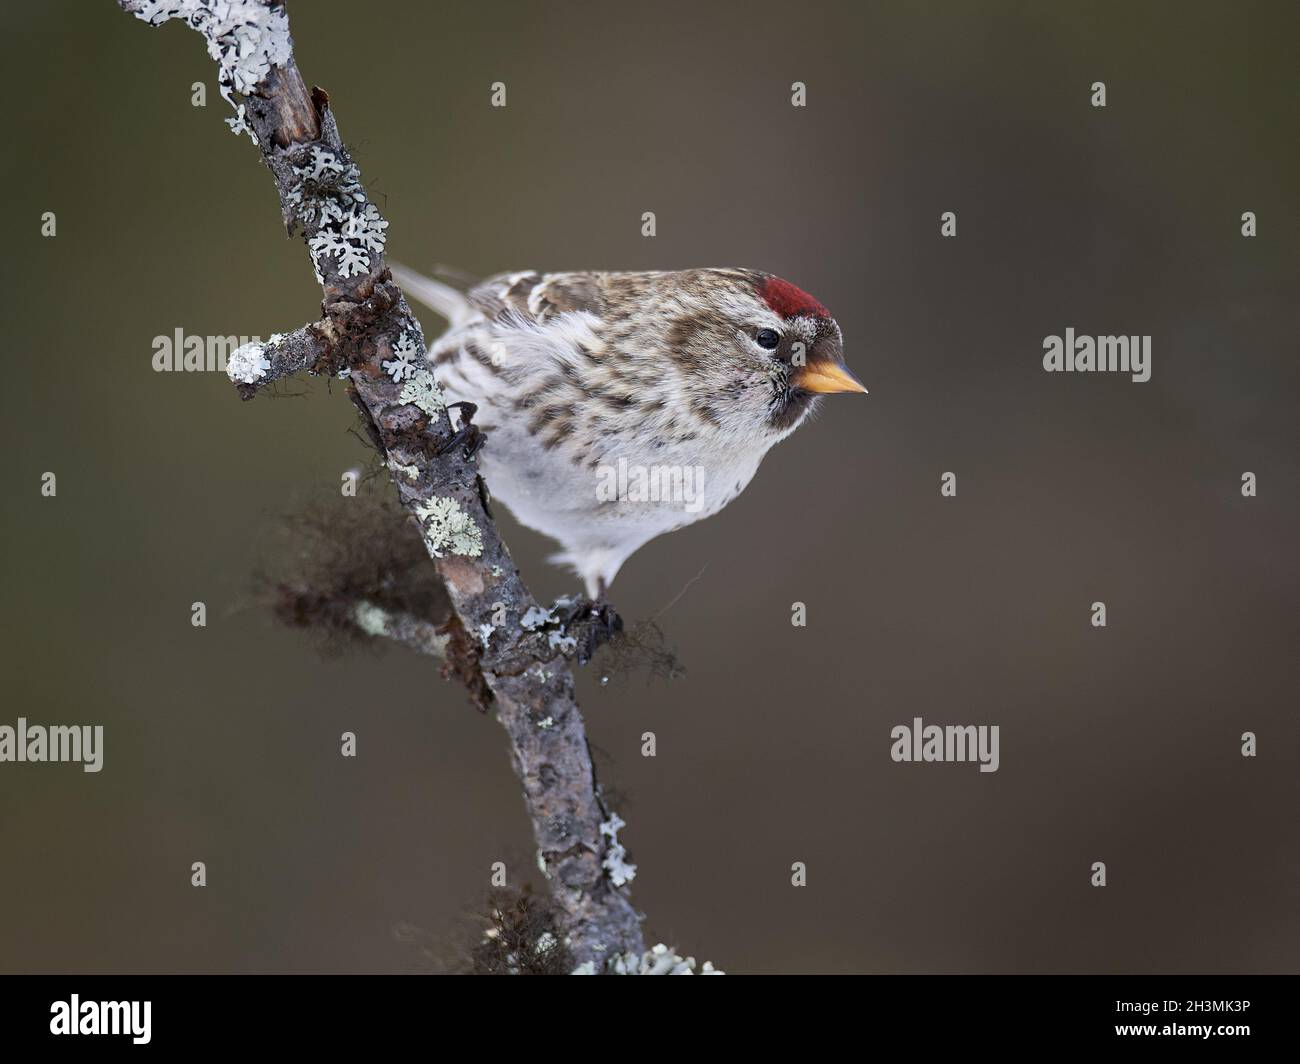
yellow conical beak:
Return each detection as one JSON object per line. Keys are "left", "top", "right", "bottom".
{"left": 792, "top": 359, "right": 867, "bottom": 395}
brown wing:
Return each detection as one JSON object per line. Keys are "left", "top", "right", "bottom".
{"left": 468, "top": 270, "right": 609, "bottom": 325}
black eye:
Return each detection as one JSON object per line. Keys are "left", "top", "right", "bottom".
{"left": 756, "top": 328, "right": 780, "bottom": 350}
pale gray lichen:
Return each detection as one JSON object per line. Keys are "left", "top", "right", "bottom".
{"left": 388, "top": 460, "right": 420, "bottom": 480}
{"left": 581, "top": 944, "right": 723, "bottom": 976}
{"left": 350, "top": 602, "right": 389, "bottom": 638}
{"left": 303, "top": 189, "right": 386, "bottom": 280}
{"left": 226, "top": 101, "right": 252, "bottom": 139}
{"left": 382, "top": 331, "right": 420, "bottom": 382}
{"left": 227, "top": 340, "right": 269, "bottom": 384}
{"left": 123, "top": 1, "right": 293, "bottom": 144}
{"left": 536, "top": 716, "right": 555, "bottom": 730}
{"left": 547, "top": 631, "right": 578, "bottom": 653}
{"left": 343, "top": 204, "right": 388, "bottom": 253}
{"left": 398, "top": 370, "right": 445, "bottom": 416}
{"left": 414, "top": 496, "right": 483, "bottom": 558}
{"left": 520, "top": 599, "right": 579, "bottom": 653}
{"left": 294, "top": 145, "right": 345, "bottom": 181}
{"left": 288, "top": 146, "right": 388, "bottom": 283}
{"left": 478, "top": 622, "right": 496, "bottom": 647}
{"left": 599, "top": 814, "right": 637, "bottom": 887}
{"left": 520, "top": 605, "right": 555, "bottom": 631}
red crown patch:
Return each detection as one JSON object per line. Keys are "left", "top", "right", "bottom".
{"left": 758, "top": 276, "right": 830, "bottom": 320}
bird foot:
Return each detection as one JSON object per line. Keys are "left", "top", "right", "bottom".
{"left": 437, "top": 402, "right": 486, "bottom": 459}
{"left": 555, "top": 594, "right": 623, "bottom": 665}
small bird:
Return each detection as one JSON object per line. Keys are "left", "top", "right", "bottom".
{"left": 390, "top": 264, "right": 866, "bottom": 598}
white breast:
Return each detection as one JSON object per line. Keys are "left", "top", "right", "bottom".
{"left": 429, "top": 316, "right": 770, "bottom": 594}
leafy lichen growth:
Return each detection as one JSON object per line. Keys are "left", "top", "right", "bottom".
{"left": 295, "top": 145, "right": 344, "bottom": 181}
{"left": 285, "top": 145, "right": 388, "bottom": 283}
{"left": 573, "top": 943, "right": 724, "bottom": 976}
{"left": 227, "top": 340, "right": 269, "bottom": 384}
{"left": 415, "top": 496, "right": 483, "bottom": 558}
{"left": 123, "top": 1, "right": 292, "bottom": 144}
{"left": 382, "top": 331, "right": 420, "bottom": 383}
{"left": 520, "top": 605, "right": 555, "bottom": 631}
{"left": 547, "top": 630, "right": 578, "bottom": 653}
{"left": 599, "top": 813, "right": 636, "bottom": 887}
{"left": 350, "top": 601, "right": 389, "bottom": 638}
{"left": 398, "top": 369, "right": 445, "bottom": 416}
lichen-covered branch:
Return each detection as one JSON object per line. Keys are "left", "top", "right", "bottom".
{"left": 227, "top": 321, "right": 333, "bottom": 396}
{"left": 350, "top": 601, "right": 449, "bottom": 658}
{"left": 118, "top": 0, "right": 643, "bottom": 967}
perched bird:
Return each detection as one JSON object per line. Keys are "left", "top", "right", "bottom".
{"left": 390, "top": 264, "right": 866, "bottom": 597}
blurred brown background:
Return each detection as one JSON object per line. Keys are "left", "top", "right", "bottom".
{"left": 1, "top": 0, "right": 1296, "bottom": 973}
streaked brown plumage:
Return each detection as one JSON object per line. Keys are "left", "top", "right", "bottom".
{"left": 392, "top": 264, "right": 866, "bottom": 596}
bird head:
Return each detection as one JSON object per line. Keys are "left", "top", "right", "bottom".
{"left": 750, "top": 273, "right": 865, "bottom": 433}
{"left": 652, "top": 269, "right": 866, "bottom": 443}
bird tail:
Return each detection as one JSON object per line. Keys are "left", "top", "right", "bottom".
{"left": 389, "top": 262, "right": 475, "bottom": 328}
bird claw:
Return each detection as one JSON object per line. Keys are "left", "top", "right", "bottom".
{"left": 437, "top": 402, "right": 486, "bottom": 459}
{"left": 558, "top": 595, "right": 623, "bottom": 665}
